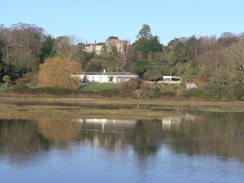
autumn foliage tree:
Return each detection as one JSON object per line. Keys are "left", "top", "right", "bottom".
{"left": 37, "top": 57, "right": 82, "bottom": 89}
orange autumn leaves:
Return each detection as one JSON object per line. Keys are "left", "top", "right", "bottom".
{"left": 38, "top": 57, "right": 82, "bottom": 89}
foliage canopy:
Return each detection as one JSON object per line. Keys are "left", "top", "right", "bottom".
{"left": 37, "top": 57, "right": 82, "bottom": 89}
{"left": 2, "top": 75, "right": 11, "bottom": 87}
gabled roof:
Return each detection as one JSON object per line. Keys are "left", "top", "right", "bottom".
{"left": 85, "top": 44, "right": 93, "bottom": 47}
{"left": 85, "top": 43, "right": 105, "bottom": 47}
{"left": 82, "top": 72, "right": 137, "bottom": 76}
{"left": 96, "top": 43, "right": 105, "bottom": 46}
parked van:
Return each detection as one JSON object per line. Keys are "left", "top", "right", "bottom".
{"left": 158, "top": 76, "right": 182, "bottom": 84}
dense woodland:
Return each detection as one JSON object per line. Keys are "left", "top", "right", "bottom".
{"left": 0, "top": 23, "right": 243, "bottom": 100}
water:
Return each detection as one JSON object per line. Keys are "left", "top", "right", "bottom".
{"left": 0, "top": 111, "right": 244, "bottom": 183}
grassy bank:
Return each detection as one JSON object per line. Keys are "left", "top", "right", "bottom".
{"left": 0, "top": 103, "right": 179, "bottom": 120}
{"left": 1, "top": 80, "right": 243, "bottom": 100}
{"left": 0, "top": 84, "right": 12, "bottom": 90}
{"left": 0, "top": 95, "right": 244, "bottom": 108}
{"left": 0, "top": 96, "right": 243, "bottom": 120}
{"left": 81, "top": 83, "right": 119, "bottom": 91}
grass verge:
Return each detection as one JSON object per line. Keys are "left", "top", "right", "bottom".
{"left": 0, "top": 84, "right": 12, "bottom": 90}
{"left": 81, "top": 83, "right": 119, "bottom": 91}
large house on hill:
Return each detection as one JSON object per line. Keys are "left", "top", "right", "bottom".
{"left": 84, "top": 36, "right": 128, "bottom": 55}
{"left": 84, "top": 41, "right": 105, "bottom": 55}
{"left": 105, "top": 36, "right": 128, "bottom": 53}
{"left": 76, "top": 70, "right": 138, "bottom": 83}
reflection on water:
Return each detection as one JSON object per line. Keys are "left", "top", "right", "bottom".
{"left": 0, "top": 111, "right": 244, "bottom": 183}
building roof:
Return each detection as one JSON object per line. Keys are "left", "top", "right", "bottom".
{"left": 85, "top": 43, "right": 105, "bottom": 47}
{"left": 85, "top": 44, "right": 93, "bottom": 47}
{"left": 96, "top": 43, "right": 105, "bottom": 46}
{"left": 107, "top": 36, "right": 119, "bottom": 40}
{"left": 82, "top": 72, "right": 137, "bottom": 76}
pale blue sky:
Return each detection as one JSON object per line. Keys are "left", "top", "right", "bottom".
{"left": 1, "top": 0, "right": 244, "bottom": 45}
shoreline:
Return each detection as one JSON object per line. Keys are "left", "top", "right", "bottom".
{"left": 0, "top": 95, "right": 244, "bottom": 107}
{"left": 0, "top": 95, "right": 243, "bottom": 120}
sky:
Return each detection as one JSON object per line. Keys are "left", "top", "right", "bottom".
{"left": 1, "top": 0, "right": 244, "bottom": 45}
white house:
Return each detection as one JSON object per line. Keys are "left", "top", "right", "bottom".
{"left": 76, "top": 70, "right": 138, "bottom": 83}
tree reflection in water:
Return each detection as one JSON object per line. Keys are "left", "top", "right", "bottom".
{"left": 0, "top": 111, "right": 244, "bottom": 165}
{"left": 0, "top": 119, "right": 50, "bottom": 164}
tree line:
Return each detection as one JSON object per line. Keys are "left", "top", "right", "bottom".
{"left": 0, "top": 23, "right": 243, "bottom": 100}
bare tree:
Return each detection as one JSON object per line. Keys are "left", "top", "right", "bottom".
{"left": 198, "top": 36, "right": 216, "bottom": 54}
{"left": 54, "top": 35, "right": 81, "bottom": 60}
{"left": 227, "top": 41, "right": 244, "bottom": 74}
{"left": 116, "top": 40, "right": 132, "bottom": 71}
{"left": 217, "top": 32, "right": 238, "bottom": 47}
{"left": 238, "top": 32, "right": 244, "bottom": 42}
{"left": 0, "top": 23, "right": 44, "bottom": 74}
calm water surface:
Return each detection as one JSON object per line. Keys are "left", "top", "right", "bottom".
{"left": 0, "top": 110, "right": 244, "bottom": 183}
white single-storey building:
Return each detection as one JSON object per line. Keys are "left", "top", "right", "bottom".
{"left": 76, "top": 71, "right": 138, "bottom": 83}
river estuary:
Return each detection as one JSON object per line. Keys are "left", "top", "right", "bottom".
{"left": 0, "top": 103, "right": 244, "bottom": 183}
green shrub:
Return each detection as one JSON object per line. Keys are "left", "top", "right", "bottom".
{"left": 33, "top": 87, "right": 76, "bottom": 96}
{"left": 143, "top": 70, "right": 162, "bottom": 81}
{"left": 162, "top": 91, "right": 177, "bottom": 98}
{"left": 11, "top": 83, "right": 30, "bottom": 94}
{"left": 233, "top": 81, "right": 244, "bottom": 100}
{"left": 139, "top": 83, "right": 161, "bottom": 98}
{"left": 183, "top": 88, "right": 207, "bottom": 98}
{"left": 78, "top": 90, "right": 97, "bottom": 97}
{"left": 2, "top": 75, "right": 11, "bottom": 87}
{"left": 97, "top": 88, "right": 119, "bottom": 97}
{"left": 16, "top": 72, "right": 36, "bottom": 85}
{"left": 133, "top": 60, "right": 150, "bottom": 76}
{"left": 119, "top": 79, "right": 141, "bottom": 98}
{"left": 206, "top": 67, "right": 241, "bottom": 100}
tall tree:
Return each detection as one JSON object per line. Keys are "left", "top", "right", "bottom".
{"left": 133, "top": 35, "right": 162, "bottom": 59}
{"left": 137, "top": 24, "right": 151, "bottom": 39}
{"left": 0, "top": 38, "right": 6, "bottom": 79}
{"left": 134, "top": 24, "right": 163, "bottom": 61}
{"left": 186, "top": 36, "right": 199, "bottom": 60}
{"left": 133, "top": 37, "right": 150, "bottom": 56}
{"left": 168, "top": 39, "right": 186, "bottom": 64}
{"left": 148, "top": 35, "right": 162, "bottom": 53}
{"left": 150, "top": 52, "right": 167, "bottom": 70}
{"left": 40, "top": 34, "right": 55, "bottom": 63}
{"left": 79, "top": 51, "right": 94, "bottom": 69}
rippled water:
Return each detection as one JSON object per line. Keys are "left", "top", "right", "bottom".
{"left": 0, "top": 111, "right": 244, "bottom": 183}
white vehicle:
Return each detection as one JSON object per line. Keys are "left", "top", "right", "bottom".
{"left": 158, "top": 76, "right": 182, "bottom": 84}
